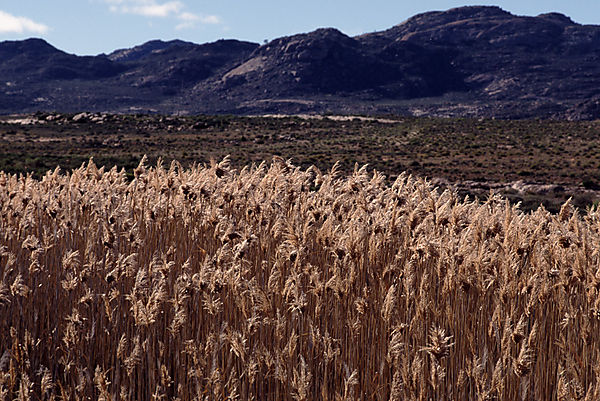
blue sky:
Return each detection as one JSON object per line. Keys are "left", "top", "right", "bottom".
{"left": 1, "top": 1, "right": 598, "bottom": 55}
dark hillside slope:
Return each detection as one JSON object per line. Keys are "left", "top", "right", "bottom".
{"left": 2, "top": 6, "right": 600, "bottom": 118}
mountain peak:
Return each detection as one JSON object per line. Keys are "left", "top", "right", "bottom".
{"left": 263, "top": 27, "right": 352, "bottom": 48}
{"left": 398, "top": 5, "right": 513, "bottom": 27}
{"left": 108, "top": 39, "right": 191, "bottom": 62}
{"left": 537, "top": 12, "right": 576, "bottom": 25}
{"left": 307, "top": 27, "right": 349, "bottom": 38}
{"left": 444, "top": 5, "right": 511, "bottom": 18}
{"left": 0, "top": 37, "right": 59, "bottom": 57}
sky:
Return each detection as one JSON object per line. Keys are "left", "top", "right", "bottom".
{"left": 1, "top": 1, "right": 599, "bottom": 55}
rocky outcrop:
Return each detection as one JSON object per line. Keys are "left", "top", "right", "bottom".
{"left": 201, "top": 27, "right": 464, "bottom": 103}
{"left": 565, "top": 96, "right": 600, "bottom": 120}
{"left": 107, "top": 39, "right": 191, "bottom": 62}
{"left": 114, "top": 39, "right": 258, "bottom": 92}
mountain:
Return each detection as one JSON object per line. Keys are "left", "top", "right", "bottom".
{"left": 0, "top": 38, "right": 124, "bottom": 82}
{"left": 107, "top": 39, "right": 258, "bottom": 95}
{"left": 2, "top": 6, "right": 600, "bottom": 119}
{"left": 189, "top": 28, "right": 466, "bottom": 114}
{"left": 356, "top": 6, "right": 600, "bottom": 117}
{"left": 0, "top": 38, "right": 257, "bottom": 112}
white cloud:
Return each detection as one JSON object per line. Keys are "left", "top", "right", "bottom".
{"left": 106, "top": 0, "right": 182, "bottom": 17}
{"left": 124, "top": 1, "right": 183, "bottom": 17}
{"left": 105, "top": 0, "right": 221, "bottom": 28}
{"left": 0, "top": 10, "right": 49, "bottom": 34}
{"left": 176, "top": 12, "right": 221, "bottom": 30}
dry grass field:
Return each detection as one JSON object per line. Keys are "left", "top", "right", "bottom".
{"left": 1, "top": 157, "right": 600, "bottom": 400}
{"left": 2, "top": 113, "right": 600, "bottom": 212}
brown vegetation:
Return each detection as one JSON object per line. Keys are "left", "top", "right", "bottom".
{"left": 1, "top": 157, "right": 599, "bottom": 400}
{"left": 2, "top": 113, "right": 600, "bottom": 212}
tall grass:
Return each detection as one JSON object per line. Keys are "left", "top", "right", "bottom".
{"left": 0, "top": 156, "right": 599, "bottom": 400}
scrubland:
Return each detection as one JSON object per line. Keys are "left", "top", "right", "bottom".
{"left": 2, "top": 114, "right": 600, "bottom": 212}
{"left": 1, "top": 157, "right": 599, "bottom": 400}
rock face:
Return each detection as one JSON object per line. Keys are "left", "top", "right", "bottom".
{"left": 205, "top": 28, "right": 464, "bottom": 99}
{"left": 375, "top": 6, "right": 600, "bottom": 100}
{"left": 107, "top": 40, "right": 191, "bottom": 62}
{"left": 111, "top": 39, "right": 258, "bottom": 92}
{"left": 2, "top": 6, "right": 600, "bottom": 118}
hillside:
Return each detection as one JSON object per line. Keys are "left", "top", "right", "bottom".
{"left": 2, "top": 6, "right": 600, "bottom": 118}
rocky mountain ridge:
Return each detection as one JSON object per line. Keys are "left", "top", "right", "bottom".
{"left": 2, "top": 6, "right": 600, "bottom": 119}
